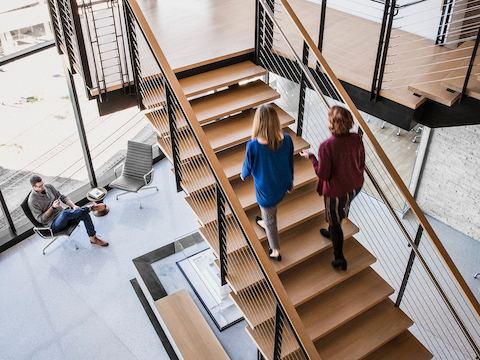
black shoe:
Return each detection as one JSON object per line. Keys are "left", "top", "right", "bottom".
{"left": 268, "top": 248, "right": 282, "bottom": 261}
{"left": 256, "top": 216, "right": 266, "bottom": 230}
{"left": 320, "top": 228, "right": 331, "bottom": 239}
{"left": 331, "top": 258, "right": 347, "bottom": 271}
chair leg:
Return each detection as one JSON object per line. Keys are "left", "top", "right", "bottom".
{"left": 116, "top": 191, "right": 133, "bottom": 200}
{"left": 42, "top": 237, "right": 59, "bottom": 255}
{"left": 140, "top": 185, "right": 159, "bottom": 192}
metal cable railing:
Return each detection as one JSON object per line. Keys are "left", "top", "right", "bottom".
{"left": 124, "top": 0, "right": 320, "bottom": 358}
{"left": 381, "top": 0, "right": 480, "bottom": 95}
{"left": 258, "top": 0, "right": 480, "bottom": 358}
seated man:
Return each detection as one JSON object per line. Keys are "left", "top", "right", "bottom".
{"left": 28, "top": 175, "right": 108, "bottom": 247}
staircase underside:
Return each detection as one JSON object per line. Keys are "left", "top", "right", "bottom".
{"left": 147, "top": 59, "right": 433, "bottom": 359}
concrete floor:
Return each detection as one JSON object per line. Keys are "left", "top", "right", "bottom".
{"left": 0, "top": 159, "right": 479, "bottom": 359}
{"left": 0, "top": 160, "right": 197, "bottom": 360}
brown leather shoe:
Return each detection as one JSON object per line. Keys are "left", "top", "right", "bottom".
{"left": 90, "top": 236, "right": 109, "bottom": 247}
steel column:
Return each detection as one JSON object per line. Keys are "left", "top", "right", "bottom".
{"left": 395, "top": 226, "right": 423, "bottom": 307}
{"left": 65, "top": 63, "right": 97, "bottom": 188}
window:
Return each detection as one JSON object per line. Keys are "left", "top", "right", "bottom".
{"left": 0, "top": 1, "right": 54, "bottom": 59}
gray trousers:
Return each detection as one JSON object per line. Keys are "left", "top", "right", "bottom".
{"left": 260, "top": 206, "right": 280, "bottom": 250}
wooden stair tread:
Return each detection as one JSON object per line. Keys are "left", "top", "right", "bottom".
{"left": 156, "top": 103, "right": 294, "bottom": 162}
{"left": 246, "top": 319, "right": 300, "bottom": 360}
{"left": 191, "top": 80, "right": 280, "bottom": 125}
{"left": 298, "top": 268, "right": 394, "bottom": 341}
{"left": 364, "top": 331, "right": 432, "bottom": 360}
{"left": 203, "top": 105, "right": 294, "bottom": 153}
{"left": 141, "top": 61, "right": 266, "bottom": 108}
{"left": 187, "top": 172, "right": 317, "bottom": 226}
{"left": 146, "top": 108, "right": 187, "bottom": 136}
{"left": 185, "top": 195, "right": 220, "bottom": 226}
{"left": 146, "top": 79, "right": 279, "bottom": 132}
{"left": 199, "top": 222, "right": 245, "bottom": 257}
{"left": 315, "top": 299, "right": 414, "bottom": 360}
{"left": 270, "top": 217, "right": 359, "bottom": 274}
{"left": 408, "top": 83, "right": 460, "bottom": 107}
{"left": 231, "top": 234, "right": 361, "bottom": 330}
{"left": 179, "top": 128, "right": 308, "bottom": 195}
{"left": 154, "top": 289, "right": 229, "bottom": 359}
{"left": 219, "top": 251, "right": 265, "bottom": 294}
{"left": 281, "top": 238, "right": 376, "bottom": 307}
{"left": 247, "top": 182, "right": 324, "bottom": 242}
{"left": 233, "top": 155, "right": 317, "bottom": 211}
{"left": 179, "top": 61, "right": 267, "bottom": 98}
{"left": 158, "top": 135, "right": 201, "bottom": 163}
{"left": 230, "top": 284, "right": 275, "bottom": 329}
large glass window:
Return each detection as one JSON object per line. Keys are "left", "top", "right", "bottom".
{"left": 0, "top": 1, "right": 54, "bottom": 59}
{"left": 0, "top": 44, "right": 156, "bottom": 245}
{"left": 0, "top": 48, "right": 90, "bottom": 240}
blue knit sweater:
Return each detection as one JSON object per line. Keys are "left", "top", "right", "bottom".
{"left": 241, "top": 134, "right": 294, "bottom": 208}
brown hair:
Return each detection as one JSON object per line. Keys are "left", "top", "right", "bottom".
{"left": 328, "top": 106, "right": 354, "bottom": 136}
{"left": 252, "top": 104, "right": 283, "bottom": 150}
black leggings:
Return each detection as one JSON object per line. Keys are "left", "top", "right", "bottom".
{"left": 324, "top": 188, "right": 361, "bottom": 261}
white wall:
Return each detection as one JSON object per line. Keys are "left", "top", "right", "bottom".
{"left": 416, "top": 125, "right": 480, "bottom": 241}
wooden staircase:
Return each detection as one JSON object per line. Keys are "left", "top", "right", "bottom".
{"left": 148, "top": 60, "right": 433, "bottom": 359}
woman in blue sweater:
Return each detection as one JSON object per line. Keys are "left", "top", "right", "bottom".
{"left": 241, "top": 104, "right": 294, "bottom": 261}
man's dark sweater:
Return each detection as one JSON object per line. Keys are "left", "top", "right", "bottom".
{"left": 309, "top": 133, "right": 365, "bottom": 198}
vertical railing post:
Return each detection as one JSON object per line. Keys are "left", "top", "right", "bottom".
{"left": 123, "top": 0, "right": 144, "bottom": 109}
{"left": 461, "top": 27, "right": 480, "bottom": 100}
{"left": 435, "top": 0, "right": 455, "bottom": 45}
{"left": 255, "top": 0, "right": 262, "bottom": 64}
{"left": 297, "top": 41, "right": 309, "bottom": 137}
{"left": 371, "top": 0, "right": 396, "bottom": 101}
{"left": 273, "top": 303, "right": 285, "bottom": 360}
{"left": 0, "top": 189, "right": 16, "bottom": 234}
{"left": 217, "top": 184, "right": 228, "bottom": 286}
{"left": 69, "top": 0, "right": 93, "bottom": 88}
{"left": 395, "top": 225, "right": 423, "bottom": 307}
{"left": 46, "top": 0, "right": 63, "bottom": 55}
{"left": 166, "top": 86, "right": 182, "bottom": 193}
{"left": 317, "top": 0, "right": 327, "bottom": 53}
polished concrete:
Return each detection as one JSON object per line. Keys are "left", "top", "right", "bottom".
{"left": 0, "top": 160, "right": 197, "bottom": 360}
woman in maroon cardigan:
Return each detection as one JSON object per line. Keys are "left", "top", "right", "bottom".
{"left": 301, "top": 106, "right": 365, "bottom": 271}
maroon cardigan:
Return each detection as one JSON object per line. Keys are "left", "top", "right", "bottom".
{"left": 309, "top": 133, "right": 365, "bottom": 198}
